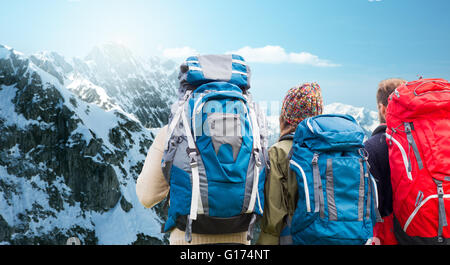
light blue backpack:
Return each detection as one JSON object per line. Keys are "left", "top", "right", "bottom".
{"left": 287, "top": 114, "right": 381, "bottom": 245}
{"left": 161, "top": 54, "right": 268, "bottom": 243}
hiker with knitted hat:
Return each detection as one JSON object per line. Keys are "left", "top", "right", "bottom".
{"left": 257, "top": 82, "right": 323, "bottom": 245}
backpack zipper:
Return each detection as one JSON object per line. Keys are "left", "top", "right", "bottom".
{"left": 404, "top": 179, "right": 448, "bottom": 242}
{"left": 411, "top": 80, "right": 450, "bottom": 96}
{"left": 404, "top": 122, "right": 424, "bottom": 170}
{"left": 403, "top": 193, "right": 450, "bottom": 237}
{"left": 311, "top": 153, "right": 325, "bottom": 218}
{"left": 289, "top": 160, "right": 311, "bottom": 212}
{"left": 386, "top": 132, "right": 413, "bottom": 181}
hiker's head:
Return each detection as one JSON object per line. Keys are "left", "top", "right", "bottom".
{"left": 280, "top": 82, "right": 323, "bottom": 136}
{"left": 376, "top": 78, "right": 406, "bottom": 123}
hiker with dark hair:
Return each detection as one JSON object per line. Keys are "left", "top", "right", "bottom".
{"left": 257, "top": 82, "right": 324, "bottom": 245}
{"left": 365, "top": 78, "right": 406, "bottom": 245}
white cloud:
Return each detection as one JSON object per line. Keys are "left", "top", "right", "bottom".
{"left": 228, "top": 45, "right": 288, "bottom": 64}
{"left": 288, "top": 51, "right": 341, "bottom": 67}
{"left": 162, "top": 46, "right": 199, "bottom": 60}
{"left": 227, "top": 45, "right": 341, "bottom": 67}
{"left": 161, "top": 45, "right": 340, "bottom": 67}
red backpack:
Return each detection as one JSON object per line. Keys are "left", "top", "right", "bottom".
{"left": 386, "top": 78, "right": 450, "bottom": 243}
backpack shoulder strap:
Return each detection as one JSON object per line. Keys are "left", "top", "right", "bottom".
{"left": 279, "top": 133, "right": 295, "bottom": 161}
{"left": 279, "top": 133, "right": 294, "bottom": 142}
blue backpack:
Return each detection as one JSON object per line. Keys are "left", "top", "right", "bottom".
{"left": 161, "top": 54, "right": 268, "bottom": 243}
{"left": 288, "top": 114, "right": 381, "bottom": 245}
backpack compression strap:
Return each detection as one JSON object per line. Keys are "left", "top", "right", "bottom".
{"left": 164, "top": 91, "right": 192, "bottom": 152}
{"left": 246, "top": 101, "right": 263, "bottom": 214}
{"left": 244, "top": 101, "right": 264, "bottom": 241}
{"left": 181, "top": 101, "right": 202, "bottom": 243}
{"left": 360, "top": 149, "right": 383, "bottom": 223}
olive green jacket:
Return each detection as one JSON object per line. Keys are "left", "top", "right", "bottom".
{"left": 257, "top": 138, "right": 298, "bottom": 245}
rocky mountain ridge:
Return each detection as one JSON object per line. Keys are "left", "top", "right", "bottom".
{"left": 0, "top": 43, "right": 176, "bottom": 245}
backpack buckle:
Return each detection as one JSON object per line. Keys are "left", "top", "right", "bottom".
{"left": 189, "top": 159, "right": 198, "bottom": 168}
{"left": 253, "top": 150, "right": 262, "bottom": 167}
{"left": 358, "top": 148, "right": 369, "bottom": 161}
{"left": 187, "top": 147, "right": 198, "bottom": 168}
{"left": 312, "top": 153, "right": 319, "bottom": 165}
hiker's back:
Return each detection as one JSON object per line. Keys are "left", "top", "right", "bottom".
{"left": 161, "top": 54, "right": 269, "bottom": 243}
{"left": 386, "top": 78, "right": 450, "bottom": 244}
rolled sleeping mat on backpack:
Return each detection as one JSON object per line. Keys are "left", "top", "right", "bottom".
{"left": 178, "top": 54, "right": 251, "bottom": 93}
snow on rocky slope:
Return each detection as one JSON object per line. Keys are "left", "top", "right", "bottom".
{"left": 265, "top": 103, "right": 379, "bottom": 145}
{"left": 0, "top": 44, "right": 176, "bottom": 245}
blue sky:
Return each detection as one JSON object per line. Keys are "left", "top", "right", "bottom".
{"left": 1, "top": 0, "right": 449, "bottom": 111}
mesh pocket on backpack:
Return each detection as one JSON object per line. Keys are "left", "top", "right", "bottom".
{"left": 206, "top": 112, "right": 243, "bottom": 162}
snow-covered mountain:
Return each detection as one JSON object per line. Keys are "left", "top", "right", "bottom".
{"left": 0, "top": 44, "right": 176, "bottom": 245}
{"left": 324, "top": 103, "right": 379, "bottom": 137}
{"left": 266, "top": 103, "right": 379, "bottom": 145}
{"left": 30, "top": 42, "right": 178, "bottom": 128}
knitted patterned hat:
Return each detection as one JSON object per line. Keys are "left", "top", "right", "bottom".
{"left": 281, "top": 82, "right": 323, "bottom": 127}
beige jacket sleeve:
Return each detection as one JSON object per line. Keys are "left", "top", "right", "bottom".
{"left": 136, "top": 125, "right": 170, "bottom": 208}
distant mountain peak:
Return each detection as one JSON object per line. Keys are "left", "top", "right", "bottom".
{"left": 0, "top": 44, "right": 26, "bottom": 62}
{"left": 266, "top": 102, "right": 379, "bottom": 145}
{"left": 324, "top": 102, "right": 379, "bottom": 136}
{"left": 85, "top": 42, "right": 136, "bottom": 66}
